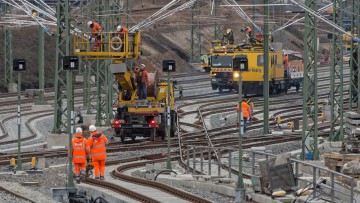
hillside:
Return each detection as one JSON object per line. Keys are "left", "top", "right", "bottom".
{"left": 0, "top": 0, "right": 311, "bottom": 92}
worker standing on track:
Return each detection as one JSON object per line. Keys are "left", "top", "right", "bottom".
{"left": 70, "top": 127, "right": 87, "bottom": 184}
{"left": 88, "top": 21, "right": 103, "bottom": 51}
{"left": 236, "top": 99, "right": 252, "bottom": 133}
{"left": 86, "top": 125, "right": 108, "bottom": 180}
{"left": 134, "top": 64, "right": 149, "bottom": 100}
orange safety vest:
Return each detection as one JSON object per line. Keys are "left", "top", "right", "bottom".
{"left": 236, "top": 102, "right": 252, "bottom": 118}
{"left": 71, "top": 133, "right": 87, "bottom": 163}
{"left": 91, "top": 22, "right": 103, "bottom": 37}
{"left": 86, "top": 131, "right": 108, "bottom": 161}
{"left": 134, "top": 69, "right": 149, "bottom": 84}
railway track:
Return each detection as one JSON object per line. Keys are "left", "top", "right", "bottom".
{"left": 0, "top": 185, "right": 35, "bottom": 203}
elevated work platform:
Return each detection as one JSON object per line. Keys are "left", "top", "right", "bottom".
{"left": 73, "top": 32, "right": 141, "bottom": 62}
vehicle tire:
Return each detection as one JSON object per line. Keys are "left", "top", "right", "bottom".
{"left": 219, "top": 87, "right": 223, "bottom": 93}
{"left": 211, "top": 84, "right": 218, "bottom": 90}
{"left": 120, "top": 135, "right": 125, "bottom": 142}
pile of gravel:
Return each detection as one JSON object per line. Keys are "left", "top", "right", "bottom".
{"left": 0, "top": 191, "right": 31, "bottom": 203}
{"left": 0, "top": 166, "right": 67, "bottom": 202}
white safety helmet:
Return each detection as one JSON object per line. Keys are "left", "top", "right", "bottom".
{"left": 89, "top": 125, "right": 96, "bottom": 132}
{"left": 87, "top": 21, "right": 93, "bottom": 27}
{"left": 117, "top": 25, "right": 122, "bottom": 32}
{"left": 140, "top": 64, "right": 146, "bottom": 69}
{"left": 76, "top": 127, "right": 83, "bottom": 133}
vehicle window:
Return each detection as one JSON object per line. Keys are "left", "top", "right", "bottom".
{"left": 257, "top": 55, "right": 264, "bottom": 66}
{"left": 211, "top": 56, "right": 233, "bottom": 67}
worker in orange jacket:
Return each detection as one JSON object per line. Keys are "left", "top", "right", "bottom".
{"left": 70, "top": 127, "right": 87, "bottom": 184}
{"left": 284, "top": 54, "right": 289, "bottom": 66}
{"left": 88, "top": 21, "right": 103, "bottom": 51}
{"left": 134, "top": 64, "right": 149, "bottom": 99}
{"left": 241, "top": 26, "right": 252, "bottom": 37}
{"left": 86, "top": 125, "right": 109, "bottom": 180}
{"left": 236, "top": 99, "right": 252, "bottom": 133}
{"left": 116, "top": 25, "right": 129, "bottom": 37}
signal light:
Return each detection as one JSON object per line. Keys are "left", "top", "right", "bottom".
{"left": 31, "top": 9, "right": 37, "bottom": 16}
{"left": 149, "top": 120, "right": 159, "bottom": 128}
{"left": 112, "top": 119, "right": 121, "bottom": 128}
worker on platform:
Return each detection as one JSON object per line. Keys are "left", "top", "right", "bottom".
{"left": 70, "top": 127, "right": 87, "bottom": 184}
{"left": 236, "top": 99, "right": 252, "bottom": 133}
{"left": 284, "top": 54, "right": 289, "bottom": 66}
{"left": 86, "top": 125, "right": 109, "bottom": 180}
{"left": 241, "top": 26, "right": 252, "bottom": 38}
{"left": 88, "top": 21, "right": 103, "bottom": 51}
{"left": 134, "top": 64, "right": 149, "bottom": 100}
{"left": 116, "top": 25, "right": 129, "bottom": 38}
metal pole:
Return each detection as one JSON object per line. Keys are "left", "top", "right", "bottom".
{"left": 4, "top": 4, "right": 13, "bottom": 87}
{"left": 68, "top": 111, "right": 74, "bottom": 187}
{"left": 263, "top": 0, "right": 270, "bottom": 135}
{"left": 329, "top": 0, "right": 344, "bottom": 142}
{"left": 301, "top": 0, "right": 318, "bottom": 160}
{"left": 17, "top": 72, "right": 22, "bottom": 170}
{"left": 166, "top": 72, "right": 172, "bottom": 170}
{"left": 235, "top": 72, "right": 245, "bottom": 203}
{"left": 36, "top": 26, "right": 47, "bottom": 105}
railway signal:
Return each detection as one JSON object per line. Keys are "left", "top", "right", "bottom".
{"left": 163, "top": 60, "right": 176, "bottom": 170}
{"left": 13, "top": 59, "right": 26, "bottom": 171}
{"left": 232, "top": 55, "right": 248, "bottom": 202}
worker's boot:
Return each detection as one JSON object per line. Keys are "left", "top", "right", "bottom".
{"left": 75, "top": 175, "right": 80, "bottom": 184}
{"left": 95, "top": 176, "right": 100, "bottom": 180}
{"left": 100, "top": 175, "right": 105, "bottom": 180}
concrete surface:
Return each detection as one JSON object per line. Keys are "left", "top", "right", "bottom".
{"left": 76, "top": 184, "right": 136, "bottom": 203}
{"left": 7, "top": 83, "right": 17, "bottom": 93}
{"left": 47, "top": 134, "right": 70, "bottom": 148}
{"left": 31, "top": 104, "right": 53, "bottom": 112}
{"left": 83, "top": 114, "right": 96, "bottom": 126}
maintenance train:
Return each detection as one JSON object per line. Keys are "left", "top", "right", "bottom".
{"left": 208, "top": 29, "right": 304, "bottom": 96}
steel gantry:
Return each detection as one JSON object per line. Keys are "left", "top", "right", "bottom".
{"left": 36, "top": 26, "right": 48, "bottom": 105}
{"left": 301, "top": 0, "right": 319, "bottom": 160}
{"left": 95, "top": 0, "right": 112, "bottom": 126}
{"left": 349, "top": 0, "right": 360, "bottom": 110}
{"left": 190, "top": 0, "right": 201, "bottom": 63}
{"left": 329, "top": 0, "right": 344, "bottom": 142}
{"left": 4, "top": 3, "right": 13, "bottom": 87}
{"left": 263, "top": 0, "right": 270, "bottom": 135}
{"left": 86, "top": 1, "right": 98, "bottom": 115}
{"left": 214, "top": 0, "right": 221, "bottom": 39}
{"left": 53, "top": 0, "right": 73, "bottom": 134}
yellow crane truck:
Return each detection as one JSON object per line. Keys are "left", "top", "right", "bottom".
{"left": 210, "top": 29, "right": 297, "bottom": 95}
{"left": 109, "top": 64, "right": 176, "bottom": 142}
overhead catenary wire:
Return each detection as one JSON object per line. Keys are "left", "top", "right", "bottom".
{"left": 272, "top": 3, "right": 333, "bottom": 34}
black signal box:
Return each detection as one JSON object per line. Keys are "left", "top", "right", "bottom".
{"left": 233, "top": 56, "right": 248, "bottom": 72}
{"left": 13, "top": 59, "right": 26, "bottom": 71}
{"left": 162, "top": 60, "right": 176, "bottom": 72}
{"left": 63, "top": 56, "right": 79, "bottom": 71}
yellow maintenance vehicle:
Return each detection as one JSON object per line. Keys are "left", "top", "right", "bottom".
{"left": 73, "top": 31, "right": 176, "bottom": 142}
{"left": 209, "top": 29, "right": 292, "bottom": 95}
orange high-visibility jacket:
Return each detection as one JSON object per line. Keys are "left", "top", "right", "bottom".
{"left": 118, "top": 27, "right": 129, "bottom": 33}
{"left": 245, "top": 26, "right": 252, "bottom": 33}
{"left": 236, "top": 102, "right": 252, "bottom": 118}
{"left": 91, "top": 22, "right": 103, "bottom": 37}
{"left": 71, "top": 133, "right": 87, "bottom": 163}
{"left": 86, "top": 131, "right": 108, "bottom": 161}
{"left": 134, "top": 69, "right": 149, "bottom": 84}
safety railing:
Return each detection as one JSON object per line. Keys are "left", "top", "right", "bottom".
{"left": 72, "top": 31, "right": 141, "bottom": 61}
{"left": 185, "top": 145, "right": 357, "bottom": 202}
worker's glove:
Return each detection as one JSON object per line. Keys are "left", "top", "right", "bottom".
{"left": 240, "top": 29, "right": 244, "bottom": 33}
